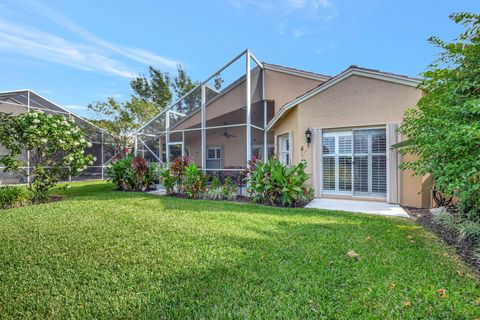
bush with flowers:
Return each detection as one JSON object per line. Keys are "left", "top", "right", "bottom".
{"left": 0, "top": 110, "right": 94, "bottom": 202}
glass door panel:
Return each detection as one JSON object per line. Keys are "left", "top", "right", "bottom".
{"left": 352, "top": 128, "right": 387, "bottom": 198}
{"left": 322, "top": 131, "right": 352, "bottom": 195}
{"left": 168, "top": 143, "right": 183, "bottom": 160}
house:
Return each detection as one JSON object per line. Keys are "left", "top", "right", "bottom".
{"left": 135, "top": 50, "right": 430, "bottom": 208}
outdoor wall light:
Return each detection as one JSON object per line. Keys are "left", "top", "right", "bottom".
{"left": 305, "top": 128, "right": 312, "bottom": 145}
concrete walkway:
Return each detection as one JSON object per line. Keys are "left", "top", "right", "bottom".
{"left": 306, "top": 198, "right": 410, "bottom": 218}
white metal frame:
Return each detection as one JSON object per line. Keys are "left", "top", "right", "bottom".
{"left": 135, "top": 49, "right": 266, "bottom": 174}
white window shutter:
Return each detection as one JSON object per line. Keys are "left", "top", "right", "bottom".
{"left": 288, "top": 131, "right": 293, "bottom": 165}
{"left": 312, "top": 128, "right": 322, "bottom": 197}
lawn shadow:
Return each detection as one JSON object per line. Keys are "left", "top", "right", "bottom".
{"left": 132, "top": 217, "right": 476, "bottom": 319}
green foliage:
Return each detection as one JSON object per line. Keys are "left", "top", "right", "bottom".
{"left": 210, "top": 176, "right": 221, "bottom": 189}
{"left": 131, "top": 156, "right": 149, "bottom": 191}
{"left": 222, "top": 176, "right": 238, "bottom": 200}
{"left": 106, "top": 155, "right": 135, "bottom": 191}
{"left": 457, "top": 220, "right": 480, "bottom": 241}
{"left": 106, "top": 155, "right": 159, "bottom": 191}
{"left": 432, "top": 209, "right": 457, "bottom": 230}
{"left": 0, "top": 186, "right": 30, "bottom": 209}
{"left": 146, "top": 163, "right": 163, "bottom": 185}
{"left": 246, "top": 157, "right": 314, "bottom": 207}
{"left": 203, "top": 187, "right": 224, "bottom": 201}
{"left": 89, "top": 65, "right": 198, "bottom": 145}
{"left": 2, "top": 181, "right": 480, "bottom": 319}
{"left": 0, "top": 111, "right": 93, "bottom": 199}
{"left": 161, "top": 168, "right": 176, "bottom": 195}
{"left": 397, "top": 13, "right": 480, "bottom": 220}
{"left": 183, "top": 164, "right": 207, "bottom": 199}
{"left": 204, "top": 176, "right": 238, "bottom": 201}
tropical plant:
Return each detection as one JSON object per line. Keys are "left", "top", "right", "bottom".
{"left": 396, "top": 12, "right": 480, "bottom": 221}
{"left": 106, "top": 155, "right": 136, "bottom": 191}
{"left": 0, "top": 186, "right": 30, "bottom": 209}
{"left": 145, "top": 162, "right": 164, "bottom": 186}
{"left": 203, "top": 176, "right": 237, "bottom": 201}
{"left": 183, "top": 164, "right": 207, "bottom": 199}
{"left": 222, "top": 176, "right": 238, "bottom": 200}
{"left": 204, "top": 187, "right": 224, "bottom": 201}
{"left": 210, "top": 176, "right": 222, "bottom": 189}
{"left": 161, "top": 168, "right": 176, "bottom": 195}
{"left": 131, "top": 156, "right": 149, "bottom": 191}
{"left": 245, "top": 157, "right": 314, "bottom": 207}
{"left": 0, "top": 111, "right": 94, "bottom": 201}
{"left": 169, "top": 156, "right": 191, "bottom": 191}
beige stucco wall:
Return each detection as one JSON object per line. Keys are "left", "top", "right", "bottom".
{"left": 182, "top": 126, "right": 264, "bottom": 168}
{"left": 1, "top": 101, "right": 28, "bottom": 115}
{"left": 271, "top": 74, "right": 427, "bottom": 208}
{"left": 264, "top": 69, "right": 324, "bottom": 113}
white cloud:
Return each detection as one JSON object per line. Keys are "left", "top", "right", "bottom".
{"left": 64, "top": 104, "right": 87, "bottom": 110}
{"left": 229, "top": 0, "right": 337, "bottom": 38}
{"left": 27, "top": 0, "right": 179, "bottom": 70}
{"left": 0, "top": 20, "right": 136, "bottom": 78}
{"left": 0, "top": 0, "right": 181, "bottom": 79}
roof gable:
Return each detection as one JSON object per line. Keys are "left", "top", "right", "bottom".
{"left": 266, "top": 66, "right": 421, "bottom": 131}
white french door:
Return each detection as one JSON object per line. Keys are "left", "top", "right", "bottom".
{"left": 322, "top": 128, "right": 387, "bottom": 198}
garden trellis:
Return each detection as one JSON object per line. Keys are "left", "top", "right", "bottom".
{"left": 0, "top": 90, "right": 117, "bottom": 184}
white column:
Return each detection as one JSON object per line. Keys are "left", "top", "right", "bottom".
{"left": 201, "top": 84, "right": 206, "bottom": 171}
{"left": 387, "top": 123, "right": 400, "bottom": 204}
{"left": 26, "top": 91, "right": 30, "bottom": 185}
{"left": 134, "top": 135, "right": 138, "bottom": 156}
{"left": 245, "top": 51, "right": 252, "bottom": 164}
{"left": 262, "top": 68, "right": 267, "bottom": 162}
{"left": 101, "top": 132, "right": 104, "bottom": 180}
{"left": 165, "top": 111, "right": 170, "bottom": 162}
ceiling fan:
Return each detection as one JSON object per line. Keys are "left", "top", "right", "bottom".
{"left": 219, "top": 122, "right": 236, "bottom": 138}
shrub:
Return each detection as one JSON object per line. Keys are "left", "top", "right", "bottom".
{"left": 131, "top": 156, "right": 148, "bottom": 191}
{"left": 183, "top": 164, "right": 207, "bottom": 199}
{"left": 457, "top": 220, "right": 480, "bottom": 241}
{"left": 432, "top": 209, "right": 457, "bottom": 230}
{"left": 222, "top": 176, "right": 238, "bottom": 200}
{"left": 0, "top": 111, "right": 93, "bottom": 199}
{"left": 0, "top": 186, "right": 30, "bottom": 209}
{"left": 204, "top": 188, "right": 224, "bottom": 201}
{"left": 106, "top": 155, "right": 135, "bottom": 191}
{"left": 161, "top": 168, "right": 176, "bottom": 195}
{"left": 170, "top": 156, "right": 191, "bottom": 190}
{"left": 395, "top": 13, "right": 480, "bottom": 222}
{"left": 210, "top": 176, "right": 221, "bottom": 189}
{"left": 245, "top": 157, "right": 314, "bottom": 207}
{"left": 147, "top": 163, "right": 163, "bottom": 185}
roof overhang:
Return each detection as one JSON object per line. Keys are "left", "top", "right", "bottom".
{"left": 263, "top": 63, "right": 331, "bottom": 82}
{"left": 265, "top": 67, "right": 421, "bottom": 132}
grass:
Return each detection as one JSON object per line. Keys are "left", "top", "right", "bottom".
{"left": 0, "top": 181, "right": 479, "bottom": 319}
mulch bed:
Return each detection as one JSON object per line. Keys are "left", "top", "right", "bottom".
{"left": 405, "top": 207, "right": 480, "bottom": 271}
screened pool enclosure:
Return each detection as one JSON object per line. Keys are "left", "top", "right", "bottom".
{"left": 0, "top": 90, "right": 117, "bottom": 184}
{"left": 135, "top": 50, "right": 275, "bottom": 184}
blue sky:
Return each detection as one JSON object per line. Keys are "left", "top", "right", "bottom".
{"left": 0, "top": 0, "right": 478, "bottom": 118}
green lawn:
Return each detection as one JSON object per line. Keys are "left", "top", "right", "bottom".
{"left": 0, "top": 181, "right": 479, "bottom": 319}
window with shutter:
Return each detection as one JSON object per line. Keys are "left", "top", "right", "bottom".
{"left": 278, "top": 134, "right": 290, "bottom": 166}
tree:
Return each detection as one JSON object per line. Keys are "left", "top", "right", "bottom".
{"left": 0, "top": 111, "right": 94, "bottom": 201}
{"left": 88, "top": 65, "right": 198, "bottom": 146}
{"left": 397, "top": 12, "right": 480, "bottom": 218}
